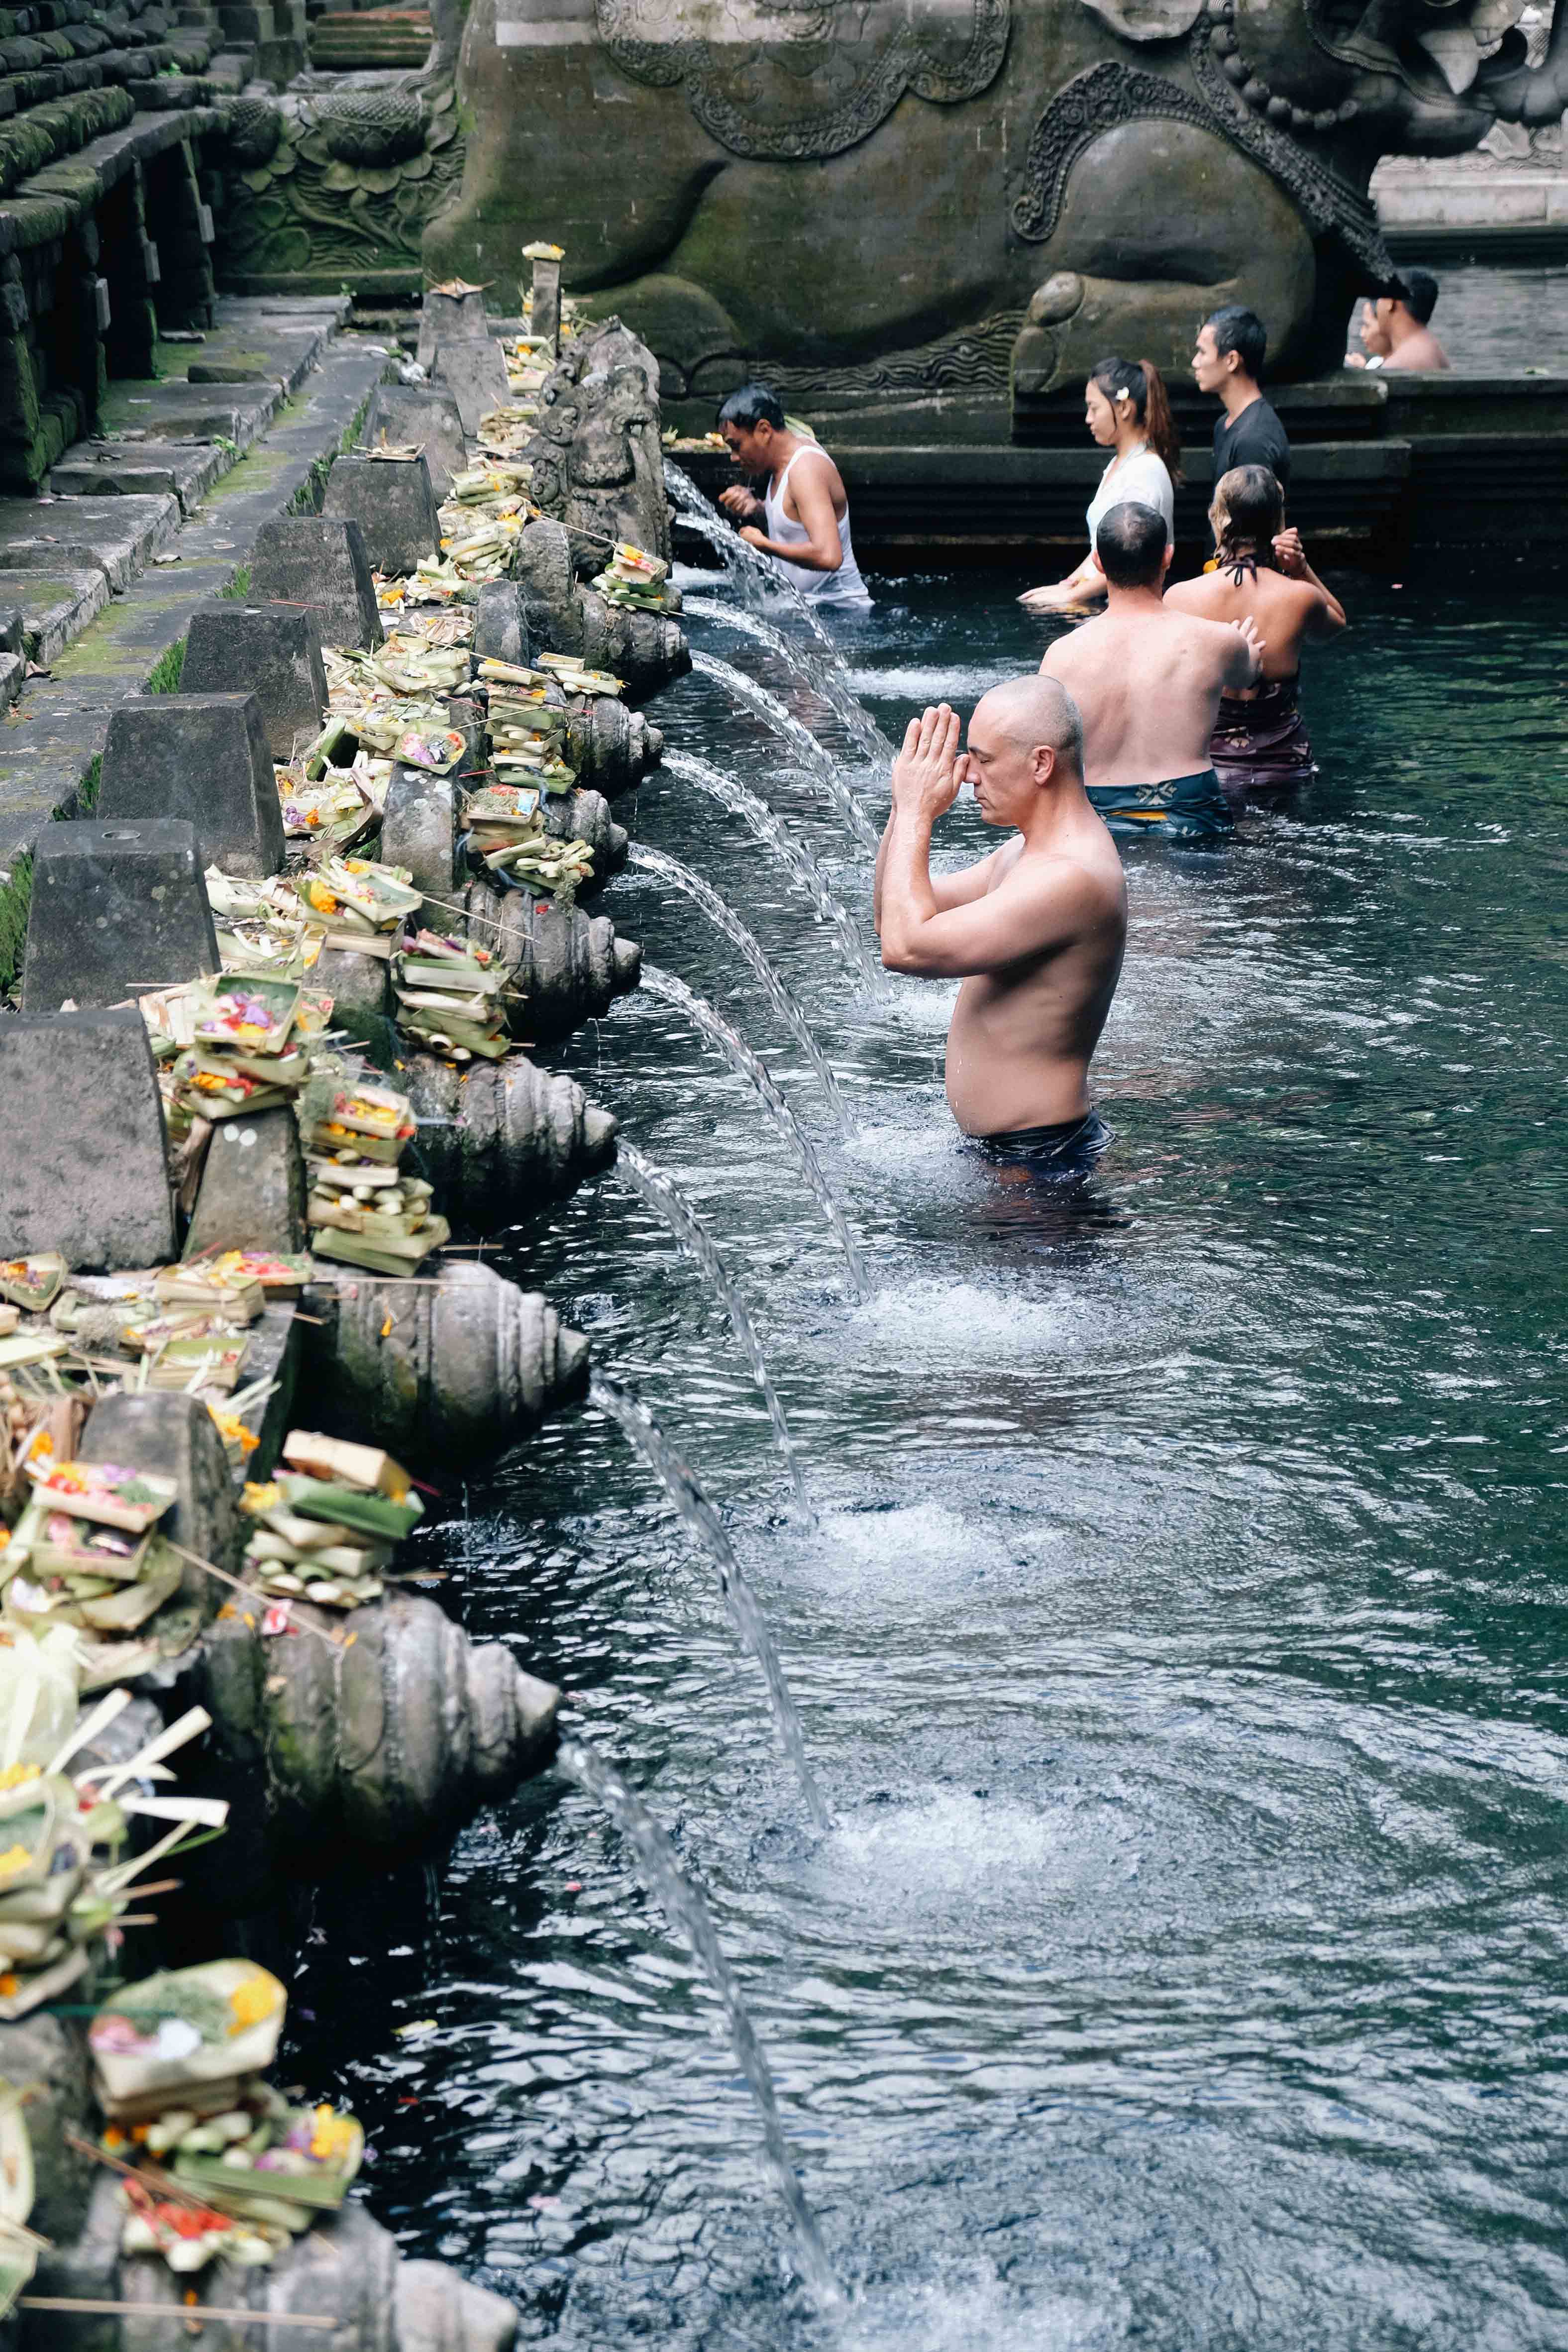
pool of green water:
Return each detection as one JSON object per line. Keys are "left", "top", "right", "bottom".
{"left": 288, "top": 564, "right": 1568, "bottom": 2349}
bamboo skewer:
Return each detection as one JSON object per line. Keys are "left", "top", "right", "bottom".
{"left": 21, "top": 2299, "right": 338, "bottom": 2330}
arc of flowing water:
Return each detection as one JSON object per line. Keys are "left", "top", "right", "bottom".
{"left": 626, "top": 844, "right": 848, "bottom": 1130}
{"left": 664, "top": 457, "right": 838, "bottom": 654}
{"left": 557, "top": 1733, "right": 841, "bottom": 2304}
{"left": 691, "top": 650, "right": 881, "bottom": 855}
{"left": 662, "top": 749, "right": 877, "bottom": 989}
{"left": 683, "top": 594, "right": 895, "bottom": 775}
{"left": 615, "top": 1141, "right": 813, "bottom": 1518}
{"left": 589, "top": 1373, "right": 828, "bottom": 1828}
{"left": 635, "top": 963, "right": 869, "bottom": 1293}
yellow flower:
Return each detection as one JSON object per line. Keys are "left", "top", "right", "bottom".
{"left": 0, "top": 1845, "right": 32, "bottom": 1878}
{"left": 228, "top": 1971, "right": 279, "bottom": 2033}
{"left": 0, "top": 1765, "right": 39, "bottom": 1792}
{"left": 308, "top": 2105, "right": 354, "bottom": 2162}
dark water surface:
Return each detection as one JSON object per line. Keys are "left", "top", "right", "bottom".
{"left": 290, "top": 566, "right": 1568, "bottom": 2348}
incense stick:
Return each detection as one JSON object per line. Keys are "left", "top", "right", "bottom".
{"left": 158, "top": 1542, "right": 347, "bottom": 1651}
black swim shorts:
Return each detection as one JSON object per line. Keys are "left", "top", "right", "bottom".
{"left": 963, "top": 1108, "right": 1114, "bottom": 1181}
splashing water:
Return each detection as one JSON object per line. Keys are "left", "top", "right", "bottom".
{"left": 635, "top": 963, "right": 869, "bottom": 1292}
{"left": 683, "top": 595, "right": 895, "bottom": 775}
{"left": 663, "top": 458, "right": 838, "bottom": 652}
{"left": 691, "top": 650, "right": 881, "bottom": 854}
{"left": 662, "top": 749, "right": 877, "bottom": 988}
{"left": 627, "top": 843, "right": 848, "bottom": 1128}
{"left": 614, "top": 1142, "right": 813, "bottom": 1517}
{"left": 587, "top": 1375, "right": 829, "bottom": 1829}
{"left": 557, "top": 1732, "right": 841, "bottom": 2302}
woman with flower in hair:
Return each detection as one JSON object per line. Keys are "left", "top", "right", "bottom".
{"left": 1019, "top": 358, "right": 1180, "bottom": 617}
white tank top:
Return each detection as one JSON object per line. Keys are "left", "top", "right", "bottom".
{"left": 762, "top": 445, "right": 872, "bottom": 608}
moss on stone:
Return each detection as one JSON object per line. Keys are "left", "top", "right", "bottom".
{"left": 145, "top": 637, "right": 184, "bottom": 694}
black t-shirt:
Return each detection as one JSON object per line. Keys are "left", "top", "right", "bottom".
{"left": 1212, "top": 395, "right": 1291, "bottom": 490}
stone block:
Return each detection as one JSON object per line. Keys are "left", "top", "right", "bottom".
{"left": 309, "top": 941, "right": 391, "bottom": 1044}
{"left": 247, "top": 513, "right": 382, "bottom": 651}
{"left": 20, "top": 816, "right": 218, "bottom": 1012}
{"left": 510, "top": 517, "right": 575, "bottom": 646}
{"left": 361, "top": 380, "right": 465, "bottom": 500}
{"left": 415, "top": 282, "right": 489, "bottom": 371}
{"left": 529, "top": 252, "right": 560, "bottom": 352}
{"left": 97, "top": 690, "right": 285, "bottom": 877}
{"left": 183, "top": 1103, "right": 305, "bottom": 1258}
{"left": 381, "top": 761, "right": 456, "bottom": 898}
{"left": 321, "top": 451, "right": 440, "bottom": 578}
{"left": 0, "top": 1009, "right": 174, "bottom": 1269}
{"left": 180, "top": 598, "right": 326, "bottom": 762}
{"left": 79, "top": 1387, "right": 239, "bottom": 1600}
{"left": 472, "top": 577, "right": 530, "bottom": 666}
{"left": 430, "top": 337, "right": 509, "bottom": 438}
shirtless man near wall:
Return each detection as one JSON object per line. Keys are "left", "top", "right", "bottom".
{"left": 874, "top": 677, "right": 1127, "bottom": 1182}
{"left": 1039, "top": 501, "right": 1263, "bottom": 844}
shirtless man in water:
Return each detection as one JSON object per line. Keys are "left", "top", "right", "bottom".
{"left": 1040, "top": 500, "right": 1263, "bottom": 844}
{"left": 874, "top": 677, "right": 1127, "bottom": 1180}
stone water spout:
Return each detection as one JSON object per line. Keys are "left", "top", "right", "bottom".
{"left": 626, "top": 843, "right": 849, "bottom": 1128}
{"left": 539, "top": 784, "right": 629, "bottom": 887}
{"left": 464, "top": 884, "right": 643, "bottom": 1039}
{"left": 403, "top": 1052, "right": 619, "bottom": 1227}
{"left": 299, "top": 1260, "right": 591, "bottom": 1466}
{"left": 559, "top": 1733, "right": 841, "bottom": 2303}
{"left": 636, "top": 963, "right": 869, "bottom": 1291}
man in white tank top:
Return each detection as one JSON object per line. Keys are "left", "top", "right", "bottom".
{"left": 716, "top": 384, "right": 872, "bottom": 609}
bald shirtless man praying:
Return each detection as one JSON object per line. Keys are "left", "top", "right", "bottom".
{"left": 874, "top": 676, "right": 1128, "bottom": 1181}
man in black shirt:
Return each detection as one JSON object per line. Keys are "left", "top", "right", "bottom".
{"left": 1193, "top": 306, "right": 1291, "bottom": 491}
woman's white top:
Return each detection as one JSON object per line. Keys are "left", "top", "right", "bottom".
{"left": 1085, "top": 444, "right": 1175, "bottom": 544}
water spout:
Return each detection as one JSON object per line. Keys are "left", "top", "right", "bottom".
{"left": 691, "top": 650, "right": 880, "bottom": 854}
{"left": 636, "top": 962, "right": 869, "bottom": 1293}
{"left": 626, "top": 843, "right": 848, "bottom": 1129}
{"left": 684, "top": 595, "right": 895, "bottom": 775}
{"left": 558, "top": 1733, "right": 841, "bottom": 2303}
{"left": 662, "top": 749, "right": 877, "bottom": 989}
{"left": 614, "top": 1141, "right": 814, "bottom": 1518}
{"left": 588, "top": 1375, "right": 829, "bottom": 1829}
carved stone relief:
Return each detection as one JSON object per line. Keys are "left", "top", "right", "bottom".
{"left": 595, "top": 0, "right": 1011, "bottom": 158}
{"left": 1013, "top": 38, "right": 1397, "bottom": 283}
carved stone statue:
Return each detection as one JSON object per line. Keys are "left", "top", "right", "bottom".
{"left": 524, "top": 319, "right": 672, "bottom": 562}
{"left": 422, "top": 0, "right": 1568, "bottom": 400}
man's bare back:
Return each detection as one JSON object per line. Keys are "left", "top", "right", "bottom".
{"left": 1041, "top": 599, "right": 1258, "bottom": 789}
{"left": 874, "top": 684, "right": 1127, "bottom": 1138}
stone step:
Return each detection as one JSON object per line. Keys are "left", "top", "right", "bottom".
{"left": 0, "top": 489, "right": 180, "bottom": 589}
{"left": 97, "top": 372, "right": 285, "bottom": 450}
{"left": 0, "top": 328, "right": 392, "bottom": 967}
{"left": 0, "top": 563, "right": 109, "bottom": 661}
{"left": 49, "top": 436, "right": 231, "bottom": 511}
